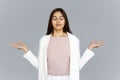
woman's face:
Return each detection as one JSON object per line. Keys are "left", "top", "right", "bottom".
{"left": 52, "top": 11, "right": 65, "bottom": 31}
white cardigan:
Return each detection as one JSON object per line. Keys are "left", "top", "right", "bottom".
{"left": 23, "top": 32, "right": 95, "bottom": 80}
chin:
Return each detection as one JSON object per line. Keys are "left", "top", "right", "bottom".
{"left": 54, "top": 28, "right": 63, "bottom": 31}
{"left": 54, "top": 26, "right": 64, "bottom": 30}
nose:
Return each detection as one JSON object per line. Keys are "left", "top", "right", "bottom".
{"left": 56, "top": 19, "right": 60, "bottom": 23}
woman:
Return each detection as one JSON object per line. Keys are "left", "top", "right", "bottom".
{"left": 11, "top": 8, "right": 103, "bottom": 80}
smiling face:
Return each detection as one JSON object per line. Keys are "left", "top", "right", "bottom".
{"left": 52, "top": 11, "right": 65, "bottom": 31}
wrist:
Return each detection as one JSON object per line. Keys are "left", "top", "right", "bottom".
{"left": 88, "top": 46, "right": 93, "bottom": 51}
{"left": 24, "top": 48, "right": 29, "bottom": 53}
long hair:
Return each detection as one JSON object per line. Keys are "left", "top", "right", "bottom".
{"left": 46, "top": 8, "right": 72, "bottom": 35}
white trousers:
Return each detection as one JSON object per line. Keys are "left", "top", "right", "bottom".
{"left": 48, "top": 74, "right": 69, "bottom": 80}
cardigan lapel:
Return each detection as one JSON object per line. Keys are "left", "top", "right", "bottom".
{"left": 44, "top": 34, "right": 51, "bottom": 80}
{"left": 67, "top": 32, "right": 80, "bottom": 80}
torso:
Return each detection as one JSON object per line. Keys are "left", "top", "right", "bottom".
{"left": 47, "top": 35, "right": 70, "bottom": 76}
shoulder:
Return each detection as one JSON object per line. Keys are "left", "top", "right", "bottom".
{"left": 39, "top": 34, "right": 50, "bottom": 42}
{"left": 67, "top": 32, "right": 80, "bottom": 42}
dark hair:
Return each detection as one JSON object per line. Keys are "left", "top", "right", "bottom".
{"left": 46, "top": 8, "right": 72, "bottom": 35}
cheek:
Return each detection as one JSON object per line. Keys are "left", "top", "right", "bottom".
{"left": 62, "top": 20, "right": 65, "bottom": 25}
{"left": 52, "top": 20, "right": 55, "bottom": 25}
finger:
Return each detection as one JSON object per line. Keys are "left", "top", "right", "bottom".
{"left": 15, "top": 42, "right": 24, "bottom": 47}
{"left": 99, "top": 41, "right": 104, "bottom": 45}
{"left": 11, "top": 42, "right": 21, "bottom": 47}
{"left": 18, "top": 41, "right": 24, "bottom": 44}
{"left": 97, "top": 42, "right": 104, "bottom": 47}
{"left": 92, "top": 40, "right": 99, "bottom": 42}
{"left": 92, "top": 40, "right": 99, "bottom": 43}
{"left": 11, "top": 43, "right": 19, "bottom": 49}
{"left": 17, "top": 41, "right": 25, "bottom": 46}
{"left": 17, "top": 46, "right": 22, "bottom": 49}
{"left": 11, "top": 43, "right": 17, "bottom": 47}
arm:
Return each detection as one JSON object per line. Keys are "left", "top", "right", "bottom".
{"left": 79, "top": 48, "right": 95, "bottom": 71}
{"left": 23, "top": 50, "right": 38, "bottom": 69}
{"left": 76, "top": 38, "right": 95, "bottom": 71}
{"left": 22, "top": 39, "right": 42, "bottom": 70}
{"left": 78, "top": 39, "right": 103, "bottom": 71}
{"left": 11, "top": 39, "right": 42, "bottom": 70}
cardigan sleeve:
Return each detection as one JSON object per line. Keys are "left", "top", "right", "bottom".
{"left": 23, "top": 50, "right": 39, "bottom": 69}
{"left": 76, "top": 38, "right": 95, "bottom": 71}
{"left": 79, "top": 48, "right": 95, "bottom": 71}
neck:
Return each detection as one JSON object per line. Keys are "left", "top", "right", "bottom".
{"left": 52, "top": 30, "right": 67, "bottom": 37}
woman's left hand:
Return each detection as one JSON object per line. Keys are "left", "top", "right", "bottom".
{"left": 88, "top": 40, "right": 104, "bottom": 51}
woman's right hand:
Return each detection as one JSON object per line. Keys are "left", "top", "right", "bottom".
{"left": 11, "top": 41, "right": 29, "bottom": 53}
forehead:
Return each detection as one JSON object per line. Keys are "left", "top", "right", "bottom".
{"left": 53, "top": 11, "right": 63, "bottom": 17}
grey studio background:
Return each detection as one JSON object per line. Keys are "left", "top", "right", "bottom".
{"left": 0, "top": 0, "right": 120, "bottom": 80}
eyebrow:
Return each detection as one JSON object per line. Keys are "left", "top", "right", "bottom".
{"left": 52, "top": 16, "right": 64, "bottom": 18}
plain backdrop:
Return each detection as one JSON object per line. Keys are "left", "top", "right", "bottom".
{"left": 0, "top": 0, "right": 120, "bottom": 80}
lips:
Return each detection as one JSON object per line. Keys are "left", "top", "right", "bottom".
{"left": 56, "top": 24, "right": 61, "bottom": 26}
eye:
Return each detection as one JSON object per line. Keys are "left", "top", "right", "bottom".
{"left": 60, "top": 18, "right": 63, "bottom": 20}
{"left": 52, "top": 18, "right": 57, "bottom": 20}
{"left": 52, "top": 16, "right": 57, "bottom": 20}
{"left": 60, "top": 17, "right": 64, "bottom": 20}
